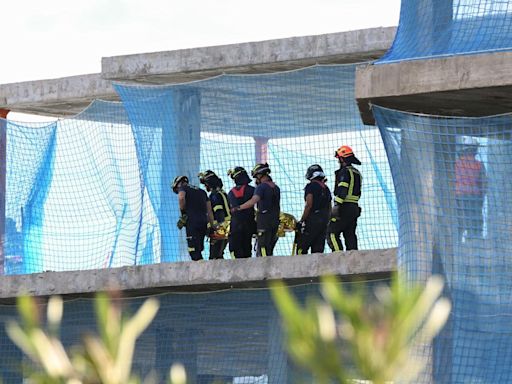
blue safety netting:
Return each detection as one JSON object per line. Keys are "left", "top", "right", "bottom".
{"left": 4, "top": 101, "right": 144, "bottom": 273}
{"left": 374, "top": 105, "right": 512, "bottom": 383}
{"left": 378, "top": 0, "right": 512, "bottom": 63}
{"left": 0, "top": 280, "right": 388, "bottom": 384}
{"left": 2, "top": 64, "right": 397, "bottom": 273}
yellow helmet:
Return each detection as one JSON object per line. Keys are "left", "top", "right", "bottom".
{"left": 251, "top": 163, "right": 271, "bottom": 178}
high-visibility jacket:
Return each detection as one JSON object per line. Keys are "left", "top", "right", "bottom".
{"left": 455, "top": 155, "right": 486, "bottom": 196}
{"left": 210, "top": 189, "right": 231, "bottom": 223}
{"left": 333, "top": 165, "right": 362, "bottom": 205}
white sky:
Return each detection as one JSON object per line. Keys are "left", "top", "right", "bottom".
{"left": 2, "top": 0, "right": 400, "bottom": 85}
{"left": 3, "top": 0, "right": 400, "bottom": 121}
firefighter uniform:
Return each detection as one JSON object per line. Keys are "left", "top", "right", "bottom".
{"left": 176, "top": 182, "right": 209, "bottom": 261}
{"left": 327, "top": 146, "right": 362, "bottom": 252}
{"left": 231, "top": 163, "right": 281, "bottom": 256}
{"left": 241, "top": 163, "right": 282, "bottom": 257}
{"left": 198, "top": 170, "right": 231, "bottom": 259}
{"left": 254, "top": 179, "right": 281, "bottom": 257}
{"left": 296, "top": 166, "right": 332, "bottom": 254}
{"left": 228, "top": 181, "right": 256, "bottom": 258}
{"left": 208, "top": 188, "right": 231, "bottom": 259}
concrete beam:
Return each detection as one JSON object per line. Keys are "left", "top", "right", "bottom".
{"left": 0, "top": 27, "right": 395, "bottom": 117}
{"left": 0, "top": 74, "right": 116, "bottom": 117}
{"left": 0, "top": 249, "right": 396, "bottom": 302}
{"left": 102, "top": 27, "right": 396, "bottom": 82}
{"left": 356, "top": 51, "right": 512, "bottom": 125}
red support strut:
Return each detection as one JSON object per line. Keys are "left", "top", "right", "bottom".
{"left": 254, "top": 136, "right": 269, "bottom": 164}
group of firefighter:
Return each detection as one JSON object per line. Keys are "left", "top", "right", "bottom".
{"left": 171, "top": 145, "right": 362, "bottom": 261}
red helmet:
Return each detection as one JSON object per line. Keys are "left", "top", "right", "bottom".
{"left": 334, "top": 145, "right": 354, "bottom": 159}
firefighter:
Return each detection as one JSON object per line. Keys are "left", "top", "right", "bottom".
{"left": 327, "top": 146, "right": 362, "bottom": 252}
{"left": 227, "top": 166, "right": 256, "bottom": 258}
{"left": 172, "top": 175, "right": 215, "bottom": 261}
{"left": 198, "top": 170, "right": 231, "bottom": 259}
{"left": 296, "top": 164, "right": 332, "bottom": 254}
{"left": 231, "top": 163, "right": 280, "bottom": 257}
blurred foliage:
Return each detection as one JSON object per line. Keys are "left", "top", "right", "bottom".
{"left": 2, "top": 274, "right": 449, "bottom": 384}
{"left": 4, "top": 292, "right": 187, "bottom": 384}
{"left": 271, "top": 274, "right": 451, "bottom": 384}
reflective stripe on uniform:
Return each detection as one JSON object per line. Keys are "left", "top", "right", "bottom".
{"left": 347, "top": 168, "right": 355, "bottom": 200}
{"left": 220, "top": 191, "right": 231, "bottom": 219}
{"left": 261, "top": 247, "right": 267, "bottom": 257}
{"left": 335, "top": 167, "right": 360, "bottom": 205}
{"left": 213, "top": 205, "right": 224, "bottom": 212}
{"left": 346, "top": 167, "right": 360, "bottom": 203}
{"left": 330, "top": 233, "right": 341, "bottom": 251}
{"left": 188, "top": 247, "right": 195, "bottom": 252}
{"left": 230, "top": 251, "right": 235, "bottom": 259}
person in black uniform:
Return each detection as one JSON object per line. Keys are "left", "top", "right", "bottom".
{"left": 326, "top": 146, "right": 362, "bottom": 252}
{"left": 227, "top": 166, "right": 256, "bottom": 258}
{"left": 296, "top": 164, "right": 332, "bottom": 254}
{"left": 231, "top": 163, "right": 280, "bottom": 257}
{"left": 172, "top": 175, "right": 215, "bottom": 261}
{"left": 198, "top": 170, "right": 230, "bottom": 259}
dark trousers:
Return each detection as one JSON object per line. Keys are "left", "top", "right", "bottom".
{"left": 327, "top": 204, "right": 361, "bottom": 251}
{"left": 229, "top": 225, "right": 254, "bottom": 259}
{"left": 186, "top": 224, "right": 207, "bottom": 261}
{"left": 209, "top": 239, "right": 228, "bottom": 260}
{"left": 456, "top": 195, "right": 484, "bottom": 240}
{"left": 296, "top": 214, "right": 329, "bottom": 254}
{"left": 256, "top": 214, "right": 279, "bottom": 257}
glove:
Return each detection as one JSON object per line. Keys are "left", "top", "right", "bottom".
{"left": 176, "top": 214, "right": 187, "bottom": 230}
{"left": 207, "top": 220, "right": 219, "bottom": 235}
{"left": 296, "top": 220, "right": 306, "bottom": 234}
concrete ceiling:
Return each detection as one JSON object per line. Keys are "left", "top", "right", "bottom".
{"left": 356, "top": 50, "right": 512, "bottom": 125}
{"left": 0, "top": 27, "right": 396, "bottom": 117}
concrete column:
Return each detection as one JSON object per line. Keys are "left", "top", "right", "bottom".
{"left": 254, "top": 136, "right": 268, "bottom": 164}
{"left": 160, "top": 89, "right": 201, "bottom": 262}
{"left": 154, "top": 301, "right": 198, "bottom": 383}
{"left": 175, "top": 89, "right": 202, "bottom": 180}
{"left": 398, "top": 124, "right": 436, "bottom": 383}
{"left": 0, "top": 312, "right": 23, "bottom": 383}
{"left": 399, "top": 125, "right": 435, "bottom": 281}
{"left": 0, "top": 108, "right": 8, "bottom": 275}
{"left": 399, "top": 126, "right": 456, "bottom": 383}
{"left": 267, "top": 305, "right": 288, "bottom": 383}
{"left": 486, "top": 139, "right": 512, "bottom": 246}
{"left": 431, "top": 130, "right": 456, "bottom": 384}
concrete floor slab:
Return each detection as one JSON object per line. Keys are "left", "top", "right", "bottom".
{"left": 0, "top": 249, "right": 396, "bottom": 302}
{"left": 0, "top": 27, "right": 395, "bottom": 117}
{"left": 356, "top": 51, "right": 512, "bottom": 125}
{"left": 102, "top": 27, "right": 396, "bottom": 82}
